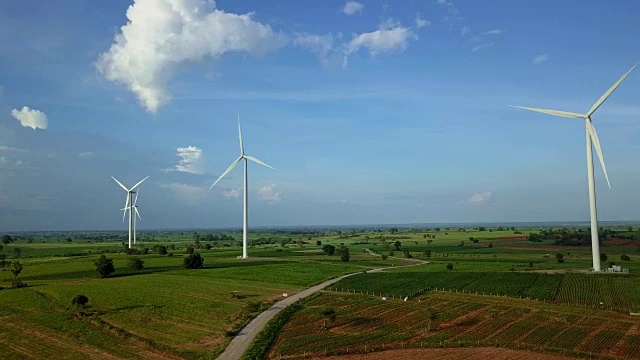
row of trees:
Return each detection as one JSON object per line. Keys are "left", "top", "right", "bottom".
{"left": 321, "top": 244, "right": 350, "bottom": 261}
{"left": 94, "top": 252, "right": 205, "bottom": 278}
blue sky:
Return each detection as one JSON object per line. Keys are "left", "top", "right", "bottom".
{"left": 1, "top": 0, "right": 640, "bottom": 231}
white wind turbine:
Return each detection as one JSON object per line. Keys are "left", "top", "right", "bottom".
{"left": 121, "top": 189, "right": 142, "bottom": 245}
{"left": 209, "top": 114, "right": 276, "bottom": 259}
{"left": 112, "top": 176, "right": 149, "bottom": 249}
{"left": 510, "top": 60, "right": 640, "bottom": 272}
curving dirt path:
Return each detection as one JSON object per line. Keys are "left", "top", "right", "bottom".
{"left": 217, "top": 257, "right": 428, "bottom": 360}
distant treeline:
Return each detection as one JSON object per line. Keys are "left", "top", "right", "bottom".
{"left": 528, "top": 227, "right": 635, "bottom": 246}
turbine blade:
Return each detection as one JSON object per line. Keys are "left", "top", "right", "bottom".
{"left": 135, "top": 207, "right": 142, "bottom": 221}
{"left": 122, "top": 194, "right": 130, "bottom": 222}
{"left": 587, "top": 121, "right": 611, "bottom": 189}
{"left": 587, "top": 60, "right": 640, "bottom": 117}
{"left": 134, "top": 190, "right": 139, "bottom": 207}
{"left": 209, "top": 156, "right": 242, "bottom": 190}
{"left": 131, "top": 176, "right": 149, "bottom": 191}
{"left": 111, "top": 176, "right": 129, "bottom": 191}
{"left": 509, "top": 105, "right": 584, "bottom": 119}
{"left": 238, "top": 111, "right": 244, "bottom": 155}
{"left": 244, "top": 155, "right": 277, "bottom": 170}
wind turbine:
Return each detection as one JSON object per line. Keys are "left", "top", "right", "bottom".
{"left": 209, "top": 114, "right": 276, "bottom": 259}
{"left": 112, "top": 176, "right": 149, "bottom": 249}
{"left": 510, "top": 60, "right": 640, "bottom": 272}
{"left": 121, "top": 189, "right": 142, "bottom": 245}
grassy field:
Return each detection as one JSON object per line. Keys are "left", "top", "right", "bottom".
{"left": 1, "top": 225, "right": 639, "bottom": 359}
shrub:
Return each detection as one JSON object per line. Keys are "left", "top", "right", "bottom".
{"left": 72, "top": 295, "right": 89, "bottom": 307}
{"left": 316, "top": 240, "right": 322, "bottom": 246}
{"left": 127, "top": 257, "right": 144, "bottom": 271}
{"left": 184, "top": 253, "right": 204, "bottom": 269}
{"left": 488, "top": 243, "right": 493, "bottom": 248}
{"left": 600, "top": 253, "right": 608, "bottom": 262}
{"left": 12, "top": 278, "right": 27, "bottom": 288}
{"left": 423, "top": 250, "right": 432, "bottom": 258}
{"left": 94, "top": 255, "right": 115, "bottom": 278}
{"left": 321, "top": 244, "right": 335, "bottom": 255}
{"left": 205, "top": 244, "right": 212, "bottom": 250}
{"left": 185, "top": 245, "right": 195, "bottom": 255}
{"left": 621, "top": 254, "right": 631, "bottom": 261}
{"left": 381, "top": 255, "right": 388, "bottom": 260}
{"left": 157, "top": 245, "right": 168, "bottom": 255}
{"left": 168, "top": 252, "right": 174, "bottom": 257}
{"left": 340, "top": 249, "right": 350, "bottom": 262}
{"left": 446, "top": 263, "right": 454, "bottom": 270}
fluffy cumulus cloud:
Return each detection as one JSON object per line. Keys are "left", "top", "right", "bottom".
{"left": 10, "top": 106, "right": 48, "bottom": 130}
{"left": 96, "top": 0, "right": 286, "bottom": 113}
{"left": 344, "top": 19, "right": 416, "bottom": 63}
{"left": 174, "top": 146, "right": 204, "bottom": 174}
{"left": 533, "top": 54, "right": 549, "bottom": 65}
{"left": 468, "top": 191, "right": 493, "bottom": 205}
{"left": 258, "top": 184, "right": 281, "bottom": 203}
{"left": 342, "top": 1, "right": 364, "bottom": 15}
{"left": 223, "top": 188, "right": 241, "bottom": 198}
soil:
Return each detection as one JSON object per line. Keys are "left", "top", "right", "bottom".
{"left": 306, "top": 347, "right": 577, "bottom": 360}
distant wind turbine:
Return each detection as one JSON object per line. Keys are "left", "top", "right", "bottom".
{"left": 510, "top": 60, "right": 640, "bottom": 272}
{"left": 121, "top": 189, "right": 142, "bottom": 245}
{"left": 112, "top": 176, "right": 149, "bottom": 249}
{"left": 209, "top": 114, "right": 276, "bottom": 259}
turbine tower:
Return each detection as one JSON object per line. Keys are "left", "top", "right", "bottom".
{"left": 210, "top": 114, "right": 276, "bottom": 259}
{"left": 510, "top": 60, "right": 640, "bottom": 272}
{"left": 112, "top": 176, "right": 149, "bottom": 249}
{"left": 121, "top": 189, "right": 142, "bottom": 245}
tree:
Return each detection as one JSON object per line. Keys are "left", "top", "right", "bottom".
{"left": 469, "top": 237, "right": 474, "bottom": 241}
{"left": 321, "top": 244, "right": 335, "bottom": 255}
{"left": 423, "top": 250, "right": 432, "bottom": 258}
{"left": 340, "top": 248, "right": 350, "bottom": 262}
{"left": 1, "top": 235, "right": 12, "bottom": 245}
{"left": 423, "top": 234, "right": 426, "bottom": 239}
{"left": 555, "top": 253, "right": 564, "bottom": 263}
{"left": 316, "top": 240, "right": 322, "bottom": 246}
{"left": 446, "top": 263, "right": 453, "bottom": 270}
{"left": 427, "top": 239, "right": 433, "bottom": 245}
{"left": 185, "top": 245, "right": 195, "bottom": 255}
{"left": 394, "top": 241, "right": 402, "bottom": 251}
{"left": 157, "top": 245, "right": 168, "bottom": 255}
{"left": 11, "top": 261, "right": 23, "bottom": 279}
{"left": 488, "top": 243, "right": 493, "bottom": 248}
{"left": 127, "top": 257, "right": 144, "bottom": 271}
{"left": 95, "top": 255, "right": 115, "bottom": 278}
{"left": 184, "top": 253, "right": 204, "bottom": 269}
{"left": 621, "top": 254, "right": 631, "bottom": 261}
{"left": 600, "top": 253, "right": 608, "bottom": 262}
{"left": 72, "top": 295, "right": 89, "bottom": 307}
{"left": 426, "top": 309, "right": 439, "bottom": 333}
{"left": 205, "top": 244, "right": 212, "bottom": 250}
{"left": 321, "top": 308, "right": 336, "bottom": 329}
{"left": 403, "top": 249, "right": 412, "bottom": 258}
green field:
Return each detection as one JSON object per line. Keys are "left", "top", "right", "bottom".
{"left": 1, "top": 225, "right": 639, "bottom": 359}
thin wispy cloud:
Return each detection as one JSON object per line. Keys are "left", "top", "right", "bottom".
{"left": 78, "top": 151, "right": 93, "bottom": 158}
{"left": 435, "top": 0, "right": 468, "bottom": 36}
{"left": 472, "top": 43, "right": 495, "bottom": 52}
{"left": 344, "top": 19, "right": 416, "bottom": 65}
{"left": 11, "top": 106, "right": 48, "bottom": 130}
{"left": 223, "top": 188, "right": 242, "bottom": 199}
{"left": 415, "top": 13, "right": 431, "bottom": 29}
{"left": 342, "top": 1, "right": 364, "bottom": 15}
{"left": 533, "top": 54, "right": 549, "bottom": 64}
{"left": 482, "top": 29, "right": 503, "bottom": 35}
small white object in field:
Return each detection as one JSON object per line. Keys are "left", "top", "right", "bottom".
{"left": 282, "top": 293, "right": 288, "bottom": 297}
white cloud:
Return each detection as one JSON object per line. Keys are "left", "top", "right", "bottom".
{"left": 294, "top": 33, "right": 341, "bottom": 69}
{"left": 10, "top": 106, "right": 48, "bottom": 130}
{"left": 468, "top": 191, "right": 493, "bottom": 205}
{"left": 0, "top": 156, "right": 7, "bottom": 165}
{"left": 258, "top": 184, "right": 281, "bottom": 203}
{"left": 15, "top": 160, "right": 23, "bottom": 166}
{"left": 472, "top": 43, "right": 494, "bottom": 52}
{"left": 342, "top": 1, "right": 364, "bottom": 15}
{"left": 415, "top": 13, "right": 431, "bottom": 29}
{"left": 175, "top": 146, "right": 204, "bottom": 174}
{"left": 533, "top": 54, "right": 549, "bottom": 65}
{"left": 461, "top": 26, "right": 470, "bottom": 36}
{"left": 78, "top": 151, "right": 93, "bottom": 158}
{"left": 345, "top": 19, "right": 416, "bottom": 63}
{"left": 96, "top": 0, "right": 286, "bottom": 113}
{"left": 482, "top": 29, "right": 503, "bottom": 35}
{"left": 223, "top": 188, "right": 241, "bottom": 198}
